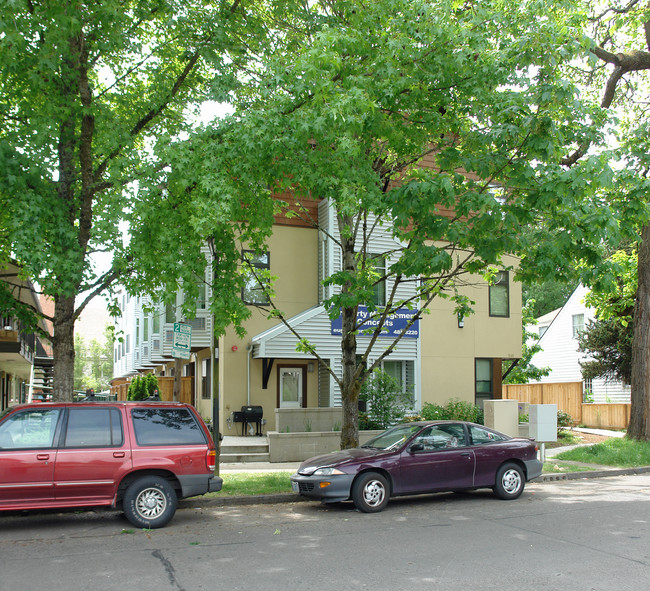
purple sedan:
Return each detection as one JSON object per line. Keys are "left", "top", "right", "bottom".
{"left": 290, "top": 421, "right": 543, "bottom": 512}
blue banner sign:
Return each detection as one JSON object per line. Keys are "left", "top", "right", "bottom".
{"left": 331, "top": 306, "right": 419, "bottom": 338}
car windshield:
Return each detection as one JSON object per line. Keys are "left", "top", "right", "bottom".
{"left": 361, "top": 424, "right": 423, "bottom": 450}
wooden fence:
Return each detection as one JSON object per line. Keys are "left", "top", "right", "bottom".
{"left": 581, "top": 403, "right": 631, "bottom": 430}
{"left": 111, "top": 376, "right": 194, "bottom": 406}
{"left": 502, "top": 382, "right": 630, "bottom": 429}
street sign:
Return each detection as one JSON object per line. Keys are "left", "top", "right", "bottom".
{"left": 171, "top": 322, "right": 192, "bottom": 359}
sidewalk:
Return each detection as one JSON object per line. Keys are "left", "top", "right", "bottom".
{"left": 218, "top": 461, "right": 301, "bottom": 473}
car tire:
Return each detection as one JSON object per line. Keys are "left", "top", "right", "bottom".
{"left": 493, "top": 462, "right": 525, "bottom": 500}
{"left": 123, "top": 476, "right": 178, "bottom": 528}
{"left": 352, "top": 471, "right": 390, "bottom": 513}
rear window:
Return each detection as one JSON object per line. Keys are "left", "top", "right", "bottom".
{"left": 64, "top": 408, "right": 123, "bottom": 448}
{"left": 131, "top": 407, "right": 206, "bottom": 446}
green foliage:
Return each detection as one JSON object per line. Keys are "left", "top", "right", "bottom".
{"left": 419, "top": 398, "right": 484, "bottom": 425}
{"left": 359, "top": 371, "right": 412, "bottom": 430}
{"left": 163, "top": 0, "right": 635, "bottom": 448}
{"left": 523, "top": 279, "right": 577, "bottom": 319}
{"left": 576, "top": 250, "right": 636, "bottom": 386}
{"left": 578, "top": 317, "right": 633, "bottom": 385}
{"left": 0, "top": 0, "right": 282, "bottom": 398}
{"left": 127, "top": 374, "right": 158, "bottom": 401}
{"left": 74, "top": 330, "right": 114, "bottom": 392}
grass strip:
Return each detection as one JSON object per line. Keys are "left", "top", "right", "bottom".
{"left": 542, "top": 462, "right": 597, "bottom": 474}
{"left": 553, "top": 438, "right": 650, "bottom": 468}
{"left": 205, "top": 472, "right": 293, "bottom": 497}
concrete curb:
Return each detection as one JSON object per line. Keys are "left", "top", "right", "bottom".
{"left": 180, "top": 466, "right": 650, "bottom": 509}
{"left": 534, "top": 465, "right": 650, "bottom": 482}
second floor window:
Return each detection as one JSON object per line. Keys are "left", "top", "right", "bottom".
{"left": 489, "top": 271, "right": 509, "bottom": 317}
{"left": 369, "top": 255, "right": 386, "bottom": 307}
{"left": 242, "top": 251, "right": 270, "bottom": 305}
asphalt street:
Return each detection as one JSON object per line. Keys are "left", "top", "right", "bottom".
{"left": 0, "top": 474, "right": 648, "bottom": 591}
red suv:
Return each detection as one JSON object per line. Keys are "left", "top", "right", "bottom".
{"left": 0, "top": 401, "right": 222, "bottom": 528}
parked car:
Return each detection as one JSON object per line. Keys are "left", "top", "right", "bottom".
{"left": 290, "top": 421, "right": 542, "bottom": 512}
{"left": 0, "top": 401, "right": 222, "bottom": 528}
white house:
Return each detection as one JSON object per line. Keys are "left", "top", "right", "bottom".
{"left": 528, "top": 284, "right": 631, "bottom": 403}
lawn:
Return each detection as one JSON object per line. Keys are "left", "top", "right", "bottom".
{"left": 552, "top": 438, "right": 650, "bottom": 468}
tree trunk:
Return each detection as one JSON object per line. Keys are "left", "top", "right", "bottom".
{"left": 629, "top": 222, "right": 650, "bottom": 440}
{"left": 52, "top": 295, "right": 76, "bottom": 402}
{"left": 339, "top": 213, "right": 360, "bottom": 449}
{"left": 340, "top": 304, "right": 360, "bottom": 449}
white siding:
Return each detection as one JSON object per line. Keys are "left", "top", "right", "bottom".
{"left": 529, "top": 284, "right": 630, "bottom": 402}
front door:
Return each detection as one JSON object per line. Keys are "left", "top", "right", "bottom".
{"left": 279, "top": 367, "right": 303, "bottom": 408}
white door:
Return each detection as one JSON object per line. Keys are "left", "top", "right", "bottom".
{"left": 280, "top": 368, "right": 303, "bottom": 408}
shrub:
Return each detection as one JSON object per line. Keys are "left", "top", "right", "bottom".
{"left": 421, "top": 398, "right": 484, "bottom": 424}
{"left": 127, "top": 374, "right": 159, "bottom": 401}
{"left": 557, "top": 410, "right": 574, "bottom": 434}
{"left": 359, "top": 370, "right": 412, "bottom": 430}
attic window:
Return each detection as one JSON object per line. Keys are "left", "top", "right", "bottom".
{"left": 572, "top": 314, "right": 584, "bottom": 339}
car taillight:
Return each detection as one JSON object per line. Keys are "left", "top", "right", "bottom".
{"left": 207, "top": 449, "right": 216, "bottom": 471}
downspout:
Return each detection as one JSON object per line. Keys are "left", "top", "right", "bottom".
{"left": 246, "top": 343, "right": 253, "bottom": 405}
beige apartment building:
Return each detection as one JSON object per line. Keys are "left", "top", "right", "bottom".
{"left": 111, "top": 198, "right": 522, "bottom": 435}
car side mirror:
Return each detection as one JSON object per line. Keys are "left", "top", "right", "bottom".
{"left": 409, "top": 442, "right": 424, "bottom": 453}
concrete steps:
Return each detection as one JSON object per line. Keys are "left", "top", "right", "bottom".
{"left": 220, "top": 436, "right": 270, "bottom": 463}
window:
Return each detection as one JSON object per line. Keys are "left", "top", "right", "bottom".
{"left": 152, "top": 313, "right": 160, "bottom": 334}
{"left": 166, "top": 303, "right": 176, "bottom": 324}
{"left": 369, "top": 255, "right": 386, "bottom": 307}
{"left": 242, "top": 251, "right": 270, "bottom": 305}
{"left": 489, "top": 271, "right": 509, "bottom": 317}
{"left": 135, "top": 318, "right": 140, "bottom": 346}
{"left": 64, "top": 408, "right": 123, "bottom": 448}
{"left": 572, "top": 314, "right": 584, "bottom": 338}
{"left": 413, "top": 424, "right": 466, "bottom": 450}
{"left": 143, "top": 317, "right": 149, "bottom": 341}
{"left": 198, "top": 281, "right": 207, "bottom": 310}
{"left": 202, "top": 359, "right": 211, "bottom": 399}
{"left": 131, "top": 408, "right": 206, "bottom": 445}
{"left": 475, "top": 358, "right": 493, "bottom": 405}
{"left": 469, "top": 425, "right": 507, "bottom": 445}
{"left": 126, "top": 334, "right": 131, "bottom": 354}
{"left": 0, "top": 409, "right": 61, "bottom": 449}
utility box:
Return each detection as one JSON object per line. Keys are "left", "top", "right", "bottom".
{"left": 529, "top": 404, "right": 557, "bottom": 442}
{"left": 484, "top": 399, "right": 519, "bottom": 437}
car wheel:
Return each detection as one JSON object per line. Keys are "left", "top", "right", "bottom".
{"left": 352, "top": 472, "right": 390, "bottom": 513}
{"left": 493, "top": 463, "right": 525, "bottom": 500}
{"left": 123, "top": 476, "right": 178, "bottom": 528}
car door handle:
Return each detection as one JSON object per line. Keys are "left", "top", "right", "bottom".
{"left": 461, "top": 452, "right": 471, "bottom": 458}
{"left": 37, "top": 454, "right": 50, "bottom": 461}
{"left": 113, "top": 452, "right": 125, "bottom": 458}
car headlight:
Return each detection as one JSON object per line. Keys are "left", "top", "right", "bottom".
{"left": 313, "top": 467, "right": 345, "bottom": 476}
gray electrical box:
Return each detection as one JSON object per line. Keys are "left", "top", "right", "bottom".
{"left": 529, "top": 404, "right": 557, "bottom": 442}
